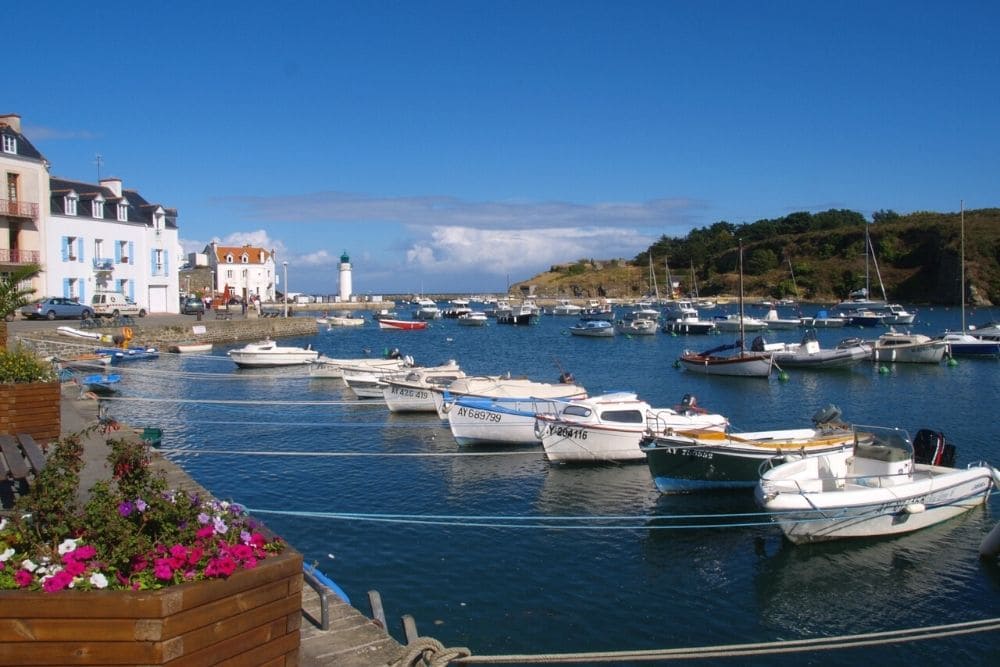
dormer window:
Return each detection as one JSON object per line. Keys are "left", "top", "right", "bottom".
{"left": 226, "top": 254, "right": 234, "bottom": 264}
{"left": 2, "top": 135, "right": 15, "bottom": 154}
{"left": 117, "top": 201, "right": 128, "bottom": 222}
{"left": 241, "top": 253, "right": 249, "bottom": 264}
{"left": 65, "top": 194, "right": 78, "bottom": 216}
{"left": 92, "top": 198, "right": 105, "bottom": 219}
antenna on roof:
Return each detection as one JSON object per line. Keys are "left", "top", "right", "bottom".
{"left": 94, "top": 153, "right": 104, "bottom": 181}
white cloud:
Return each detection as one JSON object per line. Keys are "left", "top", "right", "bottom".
{"left": 404, "top": 225, "right": 655, "bottom": 277}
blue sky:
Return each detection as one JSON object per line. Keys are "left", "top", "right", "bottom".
{"left": 8, "top": 1, "right": 999, "bottom": 295}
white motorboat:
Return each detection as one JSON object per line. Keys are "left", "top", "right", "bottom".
{"left": 872, "top": 329, "right": 947, "bottom": 363}
{"left": 713, "top": 313, "right": 768, "bottom": 332}
{"left": 414, "top": 299, "right": 442, "bottom": 320}
{"left": 319, "top": 313, "right": 366, "bottom": 328}
{"left": 536, "top": 393, "right": 728, "bottom": 463}
{"left": 446, "top": 395, "right": 567, "bottom": 446}
{"left": 168, "top": 342, "right": 214, "bottom": 353}
{"left": 456, "top": 311, "right": 489, "bottom": 326}
{"left": 798, "top": 310, "right": 846, "bottom": 328}
{"left": 310, "top": 350, "right": 414, "bottom": 379}
{"left": 433, "top": 375, "right": 588, "bottom": 419}
{"left": 661, "top": 312, "right": 716, "bottom": 335}
{"left": 381, "top": 363, "right": 466, "bottom": 411}
{"left": 939, "top": 331, "right": 1000, "bottom": 357}
{"left": 763, "top": 330, "right": 871, "bottom": 369}
{"left": 227, "top": 340, "right": 319, "bottom": 368}
{"left": 877, "top": 303, "right": 916, "bottom": 325}
{"left": 615, "top": 317, "right": 658, "bottom": 336}
{"left": 569, "top": 320, "right": 615, "bottom": 337}
{"left": 551, "top": 300, "right": 583, "bottom": 316}
{"left": 761, "top": 308, "right": 800, "bottom": 330}
{"left": 756, "top": 426, "right": 998, "bottom": 544}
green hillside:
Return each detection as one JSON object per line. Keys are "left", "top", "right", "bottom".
{"left": 512, "top": 208, "right": 1000, "bottom": 305}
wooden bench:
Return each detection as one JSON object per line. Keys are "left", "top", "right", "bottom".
{"left": 0, "top": 433, "right": 48, "bottom": 510}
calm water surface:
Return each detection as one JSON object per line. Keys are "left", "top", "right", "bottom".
{"left": 107, "top": 304, "right": 1000, "bottom": 665}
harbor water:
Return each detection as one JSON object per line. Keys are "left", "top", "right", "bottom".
{"left": 104, "top": 304, "right": 1000, "bottom": 665}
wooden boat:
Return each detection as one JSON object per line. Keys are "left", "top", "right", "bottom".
{"left": 378, "top": 319, "right": 428, "bottom": 331}
{"left": 227, "top": 339, "right": 319, "bottom": 368}
{"left": 756, "top": 426, "right": 998, "bottom": 543}
{"left": 569, "top": 320, "right": 615, "bottom": 337}
{"left": 536, "top": 393, "right": 728, "bottom": 463}
{"left": 641, "top": 405, "right": 858, "bottom": 493}
{"left": 168, "top": 342, "right": 213, "bottom": 353}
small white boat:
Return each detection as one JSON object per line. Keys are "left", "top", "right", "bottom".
{"left": 569, "top": 320, "right": 615, "bottom": 337}
{"left": 798, "top": 310, "right": 846, "bottom": 328}
{"left": 227, "top": 339, "right": 319, "bottom": 368}
{"left": 58, "top": 352, "right": 113, "bottom": 370}
{"left": 661, "top": 313, "right": 716, "bottom": 335}
{"left": 551, "top": 300, "right": 583, "bottom": 316}
{"left": 434, "top": 375, "right": 588, "bottom": 419}
{"left": 381, "top": 363, "right": 466, "bottom": 411}
{"left": 446, "top": 395, "right": 567, "bottom": 446}
{"left": 310, "top": 350, "right": 414, "bottom": 379}
{"left": 763, "top": 330, "right": 871, "bottom": 369}
{"left": 615, "top": 318, "right": 658, "bottom": 336}
{"left": 678, "top": 341, "right": 773, "bottom": 378}
{"left": 168, "top": 342, "right": 213, "bottom": 353}
{"left": 878, "top": 303, "right": 916, "bottom": 325}
{"left": 320, "top": 313, "right": 366, "bottom": 327}
{"left": 756, "top": 426, "right": 998, "bottom": 543}
{"left": 713, "top": 313, "right": 768, "bottom": 332}
{"left": 872, "top": 329, "right": 947, "bottom": 364}
{"left": 939, "top": 331, "right": 1000, "bottom": 357}
{"left": 761, "top": 308, "right": 800, "bottom": 330}
{"left": 537, "top": 393, "right": 728, "bottom": 463}
{"left": 56, "top": 325, "right": 103, "bottom": 340}
{"left": 456, "top": 311, "right": 489, "bottom": 326}
{"left": 414, "top": 299, "right": 442, "bottom": 320}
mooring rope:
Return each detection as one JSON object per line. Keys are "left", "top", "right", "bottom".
{"left": 428, "top": 616, "right": 1000, "bottom": 663}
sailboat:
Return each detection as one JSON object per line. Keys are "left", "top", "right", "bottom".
{"left": 836, "top": 223, "right": 916, "bottom": 325}
{"left": 939, "top": 202, "right": 1000, "bottom": 357}
{"left": 677, "top": 241, "right": 774, "bottom": 377}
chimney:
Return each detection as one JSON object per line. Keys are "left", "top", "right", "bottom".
{"left": 0, "top": 114, "right": 22, "bottom": 133}
{"left": 100, "top": 177, "right": 123, "bottom": 197}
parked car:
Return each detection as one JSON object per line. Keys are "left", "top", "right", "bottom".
{"left": 181, "top": 297, "right": 206, "bottom": 315}
{"left": 19, "top": 297, "right": 94, "bottom": 320}
{"left": 91, "top": 292, "right": 146, "bottom": 318}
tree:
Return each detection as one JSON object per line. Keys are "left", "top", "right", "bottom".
{"left": 0, "top": 263, "right": 42, "bottom": 347}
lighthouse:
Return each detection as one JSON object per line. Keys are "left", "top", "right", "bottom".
{"left": 338, "top": 250, "right": 353, "bottom": 301}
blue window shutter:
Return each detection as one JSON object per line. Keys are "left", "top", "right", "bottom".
{"left": 128, "top": 241, "right": 134, "bottom": 264}
{"left": 61, "top": 237, "right": 68, "bottom": 261}
{"left": 77, "top": 238, "right": 85, "bottom": 263}
{"left": 150, "top": 249, "right": 157, "bottom": 276}
{"left": 115, "top": 243, "right": 121, "bottom": 263}
{"left": 129, "top": 280, "right": 135, "bottom": 300}
{"left": 62, "top": 278, "right": 70, "bottom": 298}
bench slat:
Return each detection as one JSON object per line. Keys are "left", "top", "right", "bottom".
{"left": 16, "top": 433, "right": 46, "bottom": 474}
{"left": 0, "top": 436, "right": 29, "bottom": 480}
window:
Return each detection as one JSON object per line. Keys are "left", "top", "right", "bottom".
{"left": 92, "top": 199, "right": 104, "bottom": 219}
{"left": 65, "top": 194, "right": 78, "bottom": 216}
{"left": 6, "top": 173, "right": 17, "bottom": 202}
{"left": 66, "top": 237, "right": 77, "bottom": 260}
{"left": 117, "top": 202, "right": 128, "bottom": 222}
{"left": 2, "top": 135, "right": 15, "bottom": 154}
{"left": 226, "top": 254, "right": 233, "bottom": 264}
{"left": 119, "top": 241, "right": 128, "bottom": 263}
{"left": 241, "top": 253, "right": 249, "bottom": 264}
{"left": 154, "top": 249, "right": 164, "bottom": 274}
{"left": 226, "top": 269, "right": 233, "bottom": 280}
{"left": 94, "top": 239, "right": 104, "bottom": 260}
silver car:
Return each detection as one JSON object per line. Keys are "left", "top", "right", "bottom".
{"left": 19, "top": 297, "right": 94, "bottom": 320}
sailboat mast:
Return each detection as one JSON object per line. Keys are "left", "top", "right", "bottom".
{"left": 665, "top": 257, "right": 673, "bottom": 300}
{"left": 690, "top": 260, "right": 698, "bottom": 299}
{"left": 961, "top": 200, "right": 966, "bottom": 332}
{"left": 738, "top": 240, "right": 745, "bottom": 355}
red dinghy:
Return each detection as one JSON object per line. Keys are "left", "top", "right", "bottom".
{"left": 378, "top": 319, "right": 428, "bottom": 331}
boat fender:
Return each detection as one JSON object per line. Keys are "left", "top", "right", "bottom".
{"left": 980, "top": 519, "right": 1000, "bottom": 559}
{"left": 903, "top": 503, "right": 926, "bottom": 514}
{"left": 404, "top": 355, "right": 414, "bottom": 366}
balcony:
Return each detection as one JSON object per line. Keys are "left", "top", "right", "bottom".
{"left": 0, "top": 199, "right": 39, "bottom": 220}
{"left": 93, "top": 258, "right": 115, "bottom": 272}
{"left": 0, "top": 248, "right": 40, "bottom": 264}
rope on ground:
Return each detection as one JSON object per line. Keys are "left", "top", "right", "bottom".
{"left": 394, "top": 637, "right": 471, "bottom": 667}
{"left": 450, "top": 616, "right": 1000, "bottom": 663}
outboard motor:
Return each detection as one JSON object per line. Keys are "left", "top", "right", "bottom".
{"left": 750, "top": 336, "right": 766, "bottom": 352}
{"left": 811, "top": 404, "right": 842, "bottom": 426}
{"left": 913, "top": 429, "right": 956, "bottom": 467}
{"left": 387, "top": 347, "right": 402, "bottom": 359}
{"left": 559, "top": 371, "right": 575, "bottom": 384}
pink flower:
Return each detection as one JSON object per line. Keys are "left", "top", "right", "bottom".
{"left": 14, "top": 569, "right": 33, "bottom": 588}
{"left": 196, "top": 525, "right": 215, "bottom": 540}
{"left": 42, "top": 571, "right": 74, "bottom": 592}
{"left": 154, "top": 558, "right": 174, "bottom": 581}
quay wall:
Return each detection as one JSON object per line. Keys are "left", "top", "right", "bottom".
{"left": 13, "top": 316, "right": 320, "bottom": 359}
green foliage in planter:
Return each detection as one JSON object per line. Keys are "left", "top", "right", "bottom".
{"left": 1, "top": 432, "right": 284, "bottom": 592}
{"left": 0, "top": 345, "right": 57, "bottom": 384}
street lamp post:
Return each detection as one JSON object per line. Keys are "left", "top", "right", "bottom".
{"left": 282, "top": 261, "right": 288, "bottom": 318}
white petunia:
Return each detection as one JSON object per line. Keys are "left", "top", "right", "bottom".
{"left": 0, "top": 547, "right": 15, "bottom": 562}
{"left": 89, "top": 572, "right": 109, "bottom": 589}
{"left": 21, "top": 558, "right": 38, "bottom": 572}
{"left": 58, "top": 538, "right": 81, "bottom": 555}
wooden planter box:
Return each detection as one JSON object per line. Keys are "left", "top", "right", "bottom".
{"left": 0, "top": 549, "right": 303, "bottom": 666}
{"left": 0, "top": 381, "right": 60, "bottom": 443}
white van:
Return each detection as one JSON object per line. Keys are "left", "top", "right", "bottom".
{"left": 91, "top": 292, "right": 146, "bottom": 318}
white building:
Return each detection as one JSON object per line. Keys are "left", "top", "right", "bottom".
{"left": 47, "top": 176, "right": 180, "bottom": 312}
{"left": 0, "top": 114, "right": 46, "bottom": 296}
{"left": 2, "top": 113, "right": 181, "bottom": 313}
{"left": 207, "top": 242, "right": 276, "bottom": 303}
